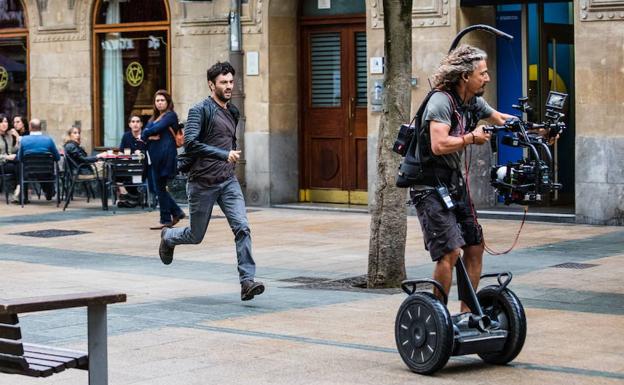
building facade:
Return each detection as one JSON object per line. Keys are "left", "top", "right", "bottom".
{"left": 0, "top": 0, "right": 622, "bottom": 224}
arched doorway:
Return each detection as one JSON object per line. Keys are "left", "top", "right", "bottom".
{"left": 0, "top": 0, "right": 28, "bottom": 120}
{"left": 92, "top": 0, "right": 170, "bottom": 147}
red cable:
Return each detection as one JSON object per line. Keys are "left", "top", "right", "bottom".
{"left": 463, "top": 142, "right": 526, "bottom": 255}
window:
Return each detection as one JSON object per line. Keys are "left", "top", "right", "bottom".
{"left": 0, "top": 0, "right": 28, "bottom": 119}
{"left": 93, "top": 0, "right": 170, "bottom": 147}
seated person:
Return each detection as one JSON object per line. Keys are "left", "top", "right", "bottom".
{"left": 119, "top": 115, "right": 147, "bottom": 155}
{"left": 13, "top": 115, "right": 29, "bottom": 136}
{"left": 17, "top": 119, "right": 60, "bottom": 201}
{"left": 117, "top": 116, "right": 148, "bottom": 207}
{"left": 63, "top": 125, "right": 106, "bottom": 179}
{"left": 0, "top": 113, "right": 20, "bottom": 201}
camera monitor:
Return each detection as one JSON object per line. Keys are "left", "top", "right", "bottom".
{"left": 545, "top": 91, "right": 567, "bottom": 111}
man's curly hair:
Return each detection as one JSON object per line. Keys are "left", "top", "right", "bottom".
{"left": 431, "top": 45, "right": 488, "bottom": 91}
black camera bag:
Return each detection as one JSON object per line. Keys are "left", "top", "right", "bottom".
{"left": 395, "top": 90, "right": 440, "bottom": 188}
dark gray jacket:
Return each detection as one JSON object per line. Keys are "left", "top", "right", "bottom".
{"left": 179, "top": 97, "right": 240, "bottom": 173}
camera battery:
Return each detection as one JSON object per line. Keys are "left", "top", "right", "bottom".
{"left": 436, "top": 185, "right": 455, "bottom": 210}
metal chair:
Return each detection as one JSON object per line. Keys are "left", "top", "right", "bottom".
{"left": 0, "top": 162, "right": 17, "bottom": 205}
{"left": 105, "top": 157, "right": 150, "bottom": 213}
{"left": 18, "top": 154, "right": 60, "bottom": 208}
{"left": 62, "top": 155, "right": 104, "bottom": 211}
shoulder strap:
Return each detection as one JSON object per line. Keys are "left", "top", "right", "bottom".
{"left": 404, "top": 89, "right": 441, "bottom": 157}
{"left": 438, "top": 91, "right": 463, "bottom": 134}
{"left": 410, "top": 89, "right": 442, "bottom": 125}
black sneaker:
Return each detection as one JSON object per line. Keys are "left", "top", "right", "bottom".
{"left": 159, "top": 228, "right": 175, "bottom": 265}
{"left": 120, "top": 193, "right": 139, "bottom": 201}
{"left": 240, "top": 280, "right": 265, "bottom": 301}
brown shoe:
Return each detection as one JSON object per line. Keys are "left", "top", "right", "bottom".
{"left": 150, "top": 223, "right": 172, "bottom": 230}
{"left": 241, "top": 280, "right": 265, "bottom": 301}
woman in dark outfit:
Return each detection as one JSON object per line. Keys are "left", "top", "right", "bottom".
{"left": 142, "top": 90, "right": 185, "bottom": 230}
{"left": 0, "top": 113, "right": 20, "bottom": 201}
{"left": 63, "top": 126, "right": 106, "bottom": 177}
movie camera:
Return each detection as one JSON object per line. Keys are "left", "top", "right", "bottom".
{"left": 486, "top": 91, "right": 567, "bottom": 205}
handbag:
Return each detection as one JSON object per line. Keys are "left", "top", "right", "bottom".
{"left": 169, "top": 126, "right": 184, "bottom": 148}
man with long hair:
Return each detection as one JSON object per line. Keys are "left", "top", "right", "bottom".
{"left": 159, "top": 62, "right": 265, "bottom": 301}
{"left": 412, "top": 45, "right": 513, "bottom": 316}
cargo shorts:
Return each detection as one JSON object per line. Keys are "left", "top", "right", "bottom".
{"left": 411, "top": 189, "right": 483, "bottom": 261}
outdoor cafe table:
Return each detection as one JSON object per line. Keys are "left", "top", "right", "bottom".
{"left": 98, "top": 154, "right": 144, "bottom": 211}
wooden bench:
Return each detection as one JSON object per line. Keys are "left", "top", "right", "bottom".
{"left": 0, "top": 291, "right": 126, "bottom": 385}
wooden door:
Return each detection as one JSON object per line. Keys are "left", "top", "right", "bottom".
{"left": 301, "top": 23, "right": 367, "bottom": 204}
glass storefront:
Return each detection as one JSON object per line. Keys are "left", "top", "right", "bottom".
{"left": 0, "top": 37, "right": 27, "bottom": 118}
{"left": 94, "top": 0, "right": 169, "bottom": 147}
{"left": 0, "top": 0, "right": 27, "bottom": 119}
{"left": 98, "top": 31, "right": 168, "bottom": 146}
{"left": 0, "top": 0, "right": 25, "bottom": 28}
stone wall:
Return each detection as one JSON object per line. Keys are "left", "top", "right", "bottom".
{"left": 574, "top": 0, "right": 624, "bottom": 225}
{"left": 266, "top": 0, "right": 299, "bottom": 205}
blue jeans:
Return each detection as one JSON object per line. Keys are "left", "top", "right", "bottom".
{"left": 152, "top": 169, "right": 183, "bottom": 225}
{"left": 164, "top": 177, "right": 256, "bottom": 282}
{"left": 147, "top": 165, "right": 158, "bottom": 206}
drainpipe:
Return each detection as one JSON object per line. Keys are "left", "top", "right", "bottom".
{"left": 229, "top": 0, "right": 246, "bottom": 191}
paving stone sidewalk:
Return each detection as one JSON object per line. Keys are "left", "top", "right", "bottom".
{"left": 0, "top": 200, "right": 622, "bottom": 385}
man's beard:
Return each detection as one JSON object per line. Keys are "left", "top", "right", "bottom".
{"left": 215, "top": 89, "right": 232, "bottom": 103}
{"left": 474, "top": 87, "right": 485, "bottom": 97}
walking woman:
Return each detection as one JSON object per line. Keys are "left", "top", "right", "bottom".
{"left": 142, "top": 90, "right": 185, "bottom": 230}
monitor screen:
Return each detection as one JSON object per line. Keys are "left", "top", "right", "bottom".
{"left": 545, "top": 91, "right": 567, "bottom": 111}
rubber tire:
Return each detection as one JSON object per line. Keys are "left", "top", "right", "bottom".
{"left": 395, "top": 292, "right": 454, "bottom": 374}
{"left": 477, "top": 285, "right": 526, "bottom": 365}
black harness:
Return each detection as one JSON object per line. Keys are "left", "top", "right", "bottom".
{"left": 397, "top": 89, "right": 478, "bottom": 189}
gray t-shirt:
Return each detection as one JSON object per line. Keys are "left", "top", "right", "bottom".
{"left": 420, "top": 91, "right": 494, "bottom": 171}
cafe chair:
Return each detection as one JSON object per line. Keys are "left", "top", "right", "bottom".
{"left": 62, "top": 155, "right": 104, "bottom": 211}
{"left": 18, "top": 153, "right": 61, "bottom": 208}
{"left": 0, "top": 162, "right": 16, "bottom": 205}
{"left": 105, "top": 157, "right": 150, "bottom": 213}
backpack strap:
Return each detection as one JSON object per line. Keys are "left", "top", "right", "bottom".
{"left": 438, "top": 90, "right": 464, "bottom": 134}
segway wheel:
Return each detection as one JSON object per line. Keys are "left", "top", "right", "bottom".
{"left": 477, "top": 285, "right": 526, "bottom": 365}
{"left": 395, "top": 292, "right": 453, "bottom": 374}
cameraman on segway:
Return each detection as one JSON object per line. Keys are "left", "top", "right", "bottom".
{"left": 411, "top": 45, "right": 514, "bottom": 316}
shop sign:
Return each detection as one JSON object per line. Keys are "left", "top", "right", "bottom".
{"left": 0, "top": 67, "right": 8, "bottom": 91}
{"left": 126, "top": 62, "right": 144, "bottom": 87}
{"left": 101, "top": 38, "right": 135, "bottom": 51}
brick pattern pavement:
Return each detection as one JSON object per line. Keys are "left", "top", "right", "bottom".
{"left": 0, "top": 201, "right": 622, "bottom": 384}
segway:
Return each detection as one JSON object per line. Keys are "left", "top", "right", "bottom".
{"left": 394, "top": 257, "right": 526, "bottom": 374}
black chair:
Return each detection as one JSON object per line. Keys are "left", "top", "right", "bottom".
{"left": 62, "top": 155, "right": 103, "bottom": 211}
{"left": 0, "top": 162, "right": 17, "bottom": 205}
{"left": 105, "top": 157, "right": 150, "bottom": 213}
{"left": 18, "top": 154, "right": 60, "bottom": 208}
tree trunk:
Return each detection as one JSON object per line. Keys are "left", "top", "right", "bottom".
{"left": 367, "top": 0, "right": 413, "bottom": 288}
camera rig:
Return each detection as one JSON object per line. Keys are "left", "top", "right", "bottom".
{"left": 485, "top": 91, "right": 567, "bottom": 205}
